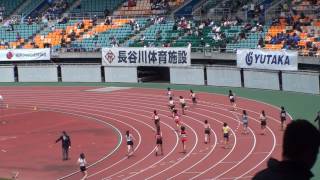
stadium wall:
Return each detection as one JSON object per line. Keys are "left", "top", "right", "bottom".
{"left": 206, "top": 66, "right": 242, "bottom": 87}
{"left": 104, "top": 66, "right": 138, "bottom": 83}
{"left": 282, "top": 71, "right": 320, "bottom": 94}
{"left": 18, "top": 66, "right": 58, "bottom": 82}
{"left": 61, "top": 65, "right": 101, "bottom": 82}
{"left": 243, "top": 70, "right": 280, "bottom": 90}
{"left": 0, "top": 65, "right": 318, "bottom": 94}
{"left": 0, "top": 66, "right": 15, "bottom": 82}
{"left": 170, "top": 66, "right": 205, "bottom": 85}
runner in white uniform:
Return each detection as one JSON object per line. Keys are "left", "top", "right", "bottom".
{"left": 168, "top": 97, "right": 175, "bottom": 115}
{"left": 126, "top": 130, "right": 135, "bottom": 157}
{"left": 190, "top": 90, "right": 197, "bottom": 105}
{"left": 77, "top": 153, "right": 88, "bottom": 180}
{"left": 179, "top": 96, "right": 187, "bottom": 115}
{"left": 167, "top": 87, "right": 173, "bottom": 99}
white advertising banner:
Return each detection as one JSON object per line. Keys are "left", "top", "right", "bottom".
{"left": 0, "top": 48, "right": 50, "bottom": 61}
{"left": 237, "top": 49, "right": 298, "bottom": 71}
{"left": 102, "top": 47, "right": 191, "bottom": 67}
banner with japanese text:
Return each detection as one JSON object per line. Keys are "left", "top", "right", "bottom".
{"left": 0, "top": 48, "right": 50, "bottom": 61}
{"left": 102, "top": 47, "right": 191, "bottom": 66}
{"left": 237, "top": 49, "right": 298, "bottom": 71}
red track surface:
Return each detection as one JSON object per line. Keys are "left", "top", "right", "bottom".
{"left": 0, "top": 87, "right": 289, "bottom": 180}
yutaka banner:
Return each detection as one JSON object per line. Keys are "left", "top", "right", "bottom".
{"left": 0, "top": 48, "right": 51, "bottom": 61}
{"left": 102, "top": 47, "right": 191, "bottom": 67}
{"left": 237, "top": 49, "right": 298, "bottom": 71}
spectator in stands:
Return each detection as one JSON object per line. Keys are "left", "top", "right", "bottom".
{"left": 258, "top": 37, "right": 264, "bottom": 48}
{"left": 104, "top": 16, "right": 112, "bottom": 25}
{"left": 58, "top": 16, "right": 68, "bottom": 24}
{"left": 140, "top": 34, "right": 145, "bottom": 43}
{"left": 156, "top": 30, "right": 162, "bottom": 41}
{"left": 16, "top": 33, "right": 21, "bottom": 41}
{"left": 239, "top": 30, "right": 246, "bottom": 40}
{"left": 27, "top": 16, "right": 33, "bottom": 25}
{"left": 128, "top": 0, "right": 137, "bottom": 7}
{"left": 253, "top": 119, "right": 320, "bottom": 180}
{"left": 0, "top": 39, "right": 4, "bottom": 46}
{"left": 92, "top": 15, "right": 97, "bottom": 26}
{"left": 70, "top": 30, "right": 76, "bottom": 41}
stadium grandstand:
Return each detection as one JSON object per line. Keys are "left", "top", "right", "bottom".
{"left": 0, "top": 0, "right": 317, "bottom": 56}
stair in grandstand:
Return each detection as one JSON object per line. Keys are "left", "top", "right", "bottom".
{"left": 113, "top": 0, "right": 184, "bottom": 16}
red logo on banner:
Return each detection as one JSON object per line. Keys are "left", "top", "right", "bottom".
{"left": 6, "top": 52, "right": 13, "bottom": 59}
{"left": 105, "top": 50, "right": 115, "bottom": 64}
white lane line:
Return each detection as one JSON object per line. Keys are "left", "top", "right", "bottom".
{"left": 4, "top": 102, "right": 142, "bottom": 180}
{"left": 8, "top": 95, "right": 200, "bottom": 180}
{"left": 8, "top": 97, "right": 178, "bottom": 179}
{"left": 9, "top": 92, "right": 236, "bottom": 179}
{"left": 98, "top": 93, "right": 272, "bottom": 180}
{"left": 6, "top": 90, "right": 280, "bottom": 179}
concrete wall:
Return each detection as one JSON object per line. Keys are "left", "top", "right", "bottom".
{"left": 0, "top": 66, "right": 14, "bottom": 82}
{"left": 207, "top": 66, "right": 242, "bottom": 87}
{"left": 282, "top": 71, "right": 319, "bottom": 94}
{"left": 18, "top": 66, "right": 58, "bottom": 82}
{"left": 170, "top": 66, "right": 204, "bottom": 85}
{"left": 104, "top": 66, "right": 137, "bottom": 83}
{"left": 243, "top": 70, "right": 280, "bottom": 90}
{"left": 61, "top": 65, "right": 101, "bottom": 82}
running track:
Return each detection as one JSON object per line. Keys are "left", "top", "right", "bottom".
{"left": 0, "top": 87, "right": 289, "bottom": 180}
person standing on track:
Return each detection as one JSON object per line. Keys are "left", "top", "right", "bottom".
{"left": 242, "top": 110, "right": 249, "bottom": 134}
{"left": 125, "top": 130, "right": 135, "bottom": 158}
{"left": 55, "top": 131, "right": 71, "bottom": 161}
{"left": 78, "top": 153, "right": 88, "bottom": 180}
{"left": 228, "top": 90, "right": 237, "bottom": 111}
{"left": 253, "top": 119, "right": 320, "bottom": 180}
{"left": 260, "top": 110, "right": 267, "bottom": 135}
{"left": 222, "top": 122, "right": 230, "bottom": 149}
{"left": 204, "top": 120, "right": 211, "bottom": 144}
{"left": 280, "top": 106, "right": 287, "bottom": 131}
{"left": 180, "top": 126, "right": 187, "bottom": 153}
{"left": 179, "top": 96, "right": 187, "bottom": 115}
{"left": 314, "top": 111, "right": 320, "bottom": 131}
{"left": 152, "top": 110, "right": 160, "bottom": 130}
{"left": 155, "top": 126, "right": 163, "bottom": 156}
{"left": 190, "top": 90, "right": 197, "bottom": 105}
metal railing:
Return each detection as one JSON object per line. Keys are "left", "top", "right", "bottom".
{"left": 51, "top": 46, "right": 320, "bottom": 58}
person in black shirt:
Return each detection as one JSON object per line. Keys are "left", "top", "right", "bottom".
{"left": 315, "top": 111, "right": 320, "bottom": 131}
{"left": 280, "top": 106, "right": 287, "bottom": 131}
{"left": 55, "top": 131, "right": 71, "bottom": 160}
{"left": 253, "top": 119, "right": 320, "bottom": 180}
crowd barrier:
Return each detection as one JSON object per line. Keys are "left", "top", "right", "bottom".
{"left": 0, "top": 65, "right": 319, "bottom": 94}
